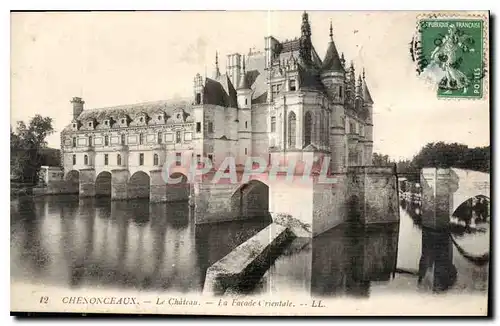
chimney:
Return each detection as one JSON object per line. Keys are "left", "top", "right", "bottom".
{"left": 71, "top": 97, "right": 84, "bottom": 120}
{"left": 226, "top": 53, "right": 241, "bottom": 88}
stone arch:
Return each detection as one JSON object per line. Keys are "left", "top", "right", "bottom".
{"left": 304, "top": 111, "right": 313, "bottom": 147}
{"left": 166, "top": 172, "right": 190, "bottom": 202}
{"left": 451, "top": 194, "right": 490, "bottom": 225}
{"left": 95, "top": 171, "right": 112, "bottom": 197}
{"left": 128, "top": 171, "right": 150, "bottom": 199}
{"left": 230, "top": 180, "right": 270, "bottom": 218}
{"left": 288, "top": 111, "right": 297, "bottom": 148}
{"left": 65, "top": 170, "right": 80, "bottom": 193}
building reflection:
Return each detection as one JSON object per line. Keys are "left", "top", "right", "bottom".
{"left": 311, "top": 223, "right": 399, "bottom": 297}
{"left": 418, "top": 228, "right": 457, "bottom": 292}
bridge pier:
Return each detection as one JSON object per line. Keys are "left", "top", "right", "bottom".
{"left": 193, "top": 166, "right": 399, "bottom": 238}
{"left": 111, "top": 169, "right": 129, "bottom": 200}
{"left": 79, "top": 168, "right": 96, "bottom": 197}
{"left": 421, "top": 168, "right": 458, "bottom": 230}
{"left": 150, "top": 169, "right": 167, "bottom": 203}
{"left": 420, "top": 167, "right": 490, "bottom": 230}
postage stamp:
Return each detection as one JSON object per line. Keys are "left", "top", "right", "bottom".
{"left": 414, "top": 17, "right": 487, "bottom": 99}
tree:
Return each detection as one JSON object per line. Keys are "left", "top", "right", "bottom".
{"left": 10, "top": 115, "right": 55, "bottom": 184}
{"left": 372, "top": 152, "right": 392, "bottom": 166}
{"left": 412, "top": 142, "right": 490, "bottom": 173}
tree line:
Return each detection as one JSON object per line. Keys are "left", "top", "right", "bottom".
{"left": 11, "top": 115, "right": 57, "bottom": 184}
{"left": 373, "top": 142, "right": 490, "bottom": 181}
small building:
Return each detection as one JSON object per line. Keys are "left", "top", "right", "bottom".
{"left": 38, "top": 166, "right": 64, "bottom": 187}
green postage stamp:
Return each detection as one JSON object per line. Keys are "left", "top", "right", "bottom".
{"left": 414, "top": 16, "right": 487, "bottom": 99}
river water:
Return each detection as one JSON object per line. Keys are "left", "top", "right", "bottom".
{"left": 10, "top": 195, "right": 489, "bottom": 297}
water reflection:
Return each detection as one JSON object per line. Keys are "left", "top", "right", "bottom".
{"left": 10, "top": 195, "right": 271, "bottom": 292}
{"left": 255, "top": 201, "right": 488, "bottom": 297}
{"left": 399, "top": 198, "right": 489, "bottom": 293}
{"left": 418, "top": 228, "right": 457, "bottom": 292}
{"left": 10, "top": 195, "right": 488, "bottom": 296}
{"left": 311, "top": 224, "right": 399, "bottom": 297}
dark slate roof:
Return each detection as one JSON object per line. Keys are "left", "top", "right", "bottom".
{"left": 311, "top": 46, "right": 323, "bottom": 69}
{"left": 298, "top": 64, "right": 325, "bottom": 92}
{"left": 77, "top": 99, "right": 192, "bottom": 122}
{"left": 237, "top": 71, "right": 250, "bottom": 90}
{"left": 217, "top": 74, "right": 238, "bottom": 107}
{"left": 281, "top": 39, "right": 301, "bottom": 53}
{"left": 204, "top": 78, "right": 228, "bottom": 106}
{"left": 321, "top": 40, "right": 344, "bottom": 73}
{"left": 363, "top": 80, "right": 374, "bottom": 104}
{"left": 246, "top": 53, "right": 268, "bottom": 103}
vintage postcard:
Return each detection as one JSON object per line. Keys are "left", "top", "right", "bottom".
{"left": 10, "top": 10, "right": 490, "bottom": 316}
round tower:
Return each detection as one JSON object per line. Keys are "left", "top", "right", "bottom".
{"left": 320, "top": 22, "right": 346, "bottom": 173}
{"left": 236, "top": 56, "right": 252, "bottom": 164}
{"left": 362, "top": 69, "right": 374, "bottom": 165}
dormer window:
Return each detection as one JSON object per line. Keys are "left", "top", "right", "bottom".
{"left": 88, "top": 122, "right": 92, "bottom": 127}
{"left": 158, "top": 115, "right": 162, "bottom": 121}
{"left": 72, "top": 123, "right": 76, "bottom": 128}
{"left": 121, "top": 119, "right": 125, "bottom": 124}
{"left": 177, "top": 114, "right": 181, "bottom": 119}
{"left": 140, "top": 117, "right": 144, "bottom": 123}
{"left": 104, "top": 121, "right": 108, "bottom": 126}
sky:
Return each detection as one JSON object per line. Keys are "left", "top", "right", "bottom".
{"left": 10, "top": 11, "right": 490, "bottom": 160}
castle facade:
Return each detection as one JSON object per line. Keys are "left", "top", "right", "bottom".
{"left": 61, "top": 12, "right": 374, "bottom": 190}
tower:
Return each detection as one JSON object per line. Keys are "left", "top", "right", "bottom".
{"left": 226, "top": 53, "right": 242, "bottom": 87}
{"left": 320, "top": 21, "right": 346, "bottom": 173}
{"left": 193, "top": 73, "right": 204, "bottom": 105}
{"left": 355, "top": 74, "right": 363, "bottom": 111}
{"left": 347, "top": 62, "right": 356, "bottom": 109}
{"left": 71, "top": 97, "right": 84, "bottom": 120}
{"left": 362, "top": 69, "right": 374, "bottom": 165}
{"left": 236, "top": 56, "right": 252, "bottom": 164}
{"left": 237, "top": 56, "right": 251, "bottom": 109}
{"left": 299, "top": 11, "right": 312, "bottom": 65}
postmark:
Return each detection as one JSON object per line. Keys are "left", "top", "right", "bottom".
{"left": 411, "top": 15, "right": 488, "bottom": 99}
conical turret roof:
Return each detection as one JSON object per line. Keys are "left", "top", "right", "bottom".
{"left": 237, "top": 56, "right": 250, "bottom": 90}
{"left": 321, "top": 22, "right": 344, "bottom": 73}
{"left": 362, "top": 70, "right": 373, "bottom": 104}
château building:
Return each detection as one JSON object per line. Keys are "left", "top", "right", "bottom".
{"left": 60, "top": 12, "right": 374, "bottom": 199}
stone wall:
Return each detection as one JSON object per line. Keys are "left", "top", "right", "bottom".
{"left": 312, "top": 174, "right": 348, "bottom": 236}
{"left": 79, "top": 169, "right": 96, "bottom": 197}
{"left": 33, "top": 180, "right": 80, "bottom": 196}
{"left": 420, "top": 168, "right": 458, "bottom": 230}
{"left": 194, "top": 182, "right": 240, "bottom": 224}
{"left": 347, "top": 166, "right": 399, "bottom": 225}
{"left": 111, "top": 169, "right": 129, "bottom": 200}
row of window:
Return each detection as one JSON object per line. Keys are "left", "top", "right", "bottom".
{"left": 72, "top": 130, "right": 187, "bottom": 148}
{"left": 76, "top": 114, "right": 184, "bottom": 130}
{"left": 271, "top": 79, "right": 297, "bottom": 98}
{"left": 72, "top": 153, "right": 215, "bottom": 167}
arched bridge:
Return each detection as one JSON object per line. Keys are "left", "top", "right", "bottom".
{"left": 420, "top": 167, "right": 490, "bottom": 230}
